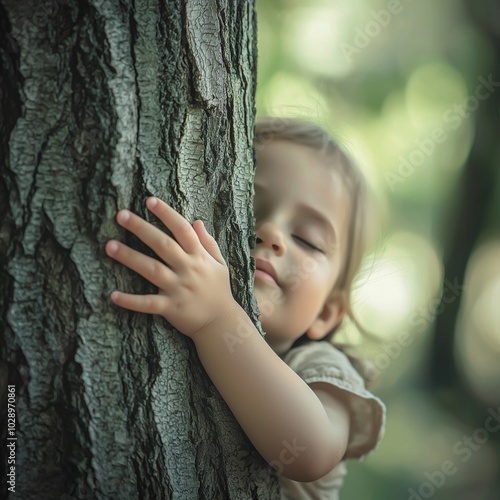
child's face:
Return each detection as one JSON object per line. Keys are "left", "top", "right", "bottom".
{"left": 252, "top": 140, "right": 351, "bottom": 354}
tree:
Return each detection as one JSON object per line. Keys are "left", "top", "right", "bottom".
{"left": 429, "top": 0, "right": 500, "bottom": 408}
{"left": 0, "top": 1, "right": 279, "bottom": 498}
{"left": 427, "top": 1, "right": 500, "bottom": 495}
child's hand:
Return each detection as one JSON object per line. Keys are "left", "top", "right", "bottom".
{"left": 105, "top": 197, "right": 238, "bottom": 338}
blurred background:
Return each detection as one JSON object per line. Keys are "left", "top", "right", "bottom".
{"left": 255, "top": 0, "right": 500, "bottom": 498}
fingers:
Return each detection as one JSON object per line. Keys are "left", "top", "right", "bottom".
{"left": 105, "top": 240, "right": 175, "bottom": 291}
{"left": 115, "top": 206, "right": 185, "bottom": 269}
{"left": 145, "top": 197, "right": 199, "bottom": 254}
{"left": 192, "top": 219, "right": 225, "bottom": 265}
{"left": 110, "top": 290, "right": 168, "bottom": 316}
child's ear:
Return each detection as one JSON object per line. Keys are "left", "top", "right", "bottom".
{"left": 306, "top": 292, "right": 345, "bottom": 341}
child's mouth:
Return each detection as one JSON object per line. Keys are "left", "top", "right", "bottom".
{"left": 254, "top": 269, "right": 279, "bottom": 286}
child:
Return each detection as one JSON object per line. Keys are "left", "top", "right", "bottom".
{"left": 105, "top": 117, "right": 386, "bottom": 498}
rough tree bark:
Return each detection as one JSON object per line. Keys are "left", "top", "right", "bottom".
{"left": 0, "top": 1, "right": 278, "bottom": 498}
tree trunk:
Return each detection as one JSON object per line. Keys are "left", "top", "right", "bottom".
{"left": 428, "top": 0, "right": 500, "bottom": 401}
{"left": 0, "top": 1, "right": 278, "bottom": 498}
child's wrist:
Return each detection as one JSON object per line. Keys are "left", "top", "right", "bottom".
{"left": 191, "top": 301, "right": 250, "bottom": 346}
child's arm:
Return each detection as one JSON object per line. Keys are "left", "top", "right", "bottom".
{"left": 105, "top": 197, "right": 350, "bottom": 482}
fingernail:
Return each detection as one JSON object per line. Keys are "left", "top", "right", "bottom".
{"left": 108, "top": 241, "right": 119, "bottom": 254}
{"left": 149, "top": 197, "right": 158, "bottom": 207}
{"left": 118, "top": 210, "right": 130, "bottom": 223}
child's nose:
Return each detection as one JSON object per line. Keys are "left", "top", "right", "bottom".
{"left": 255, "top": 222, "right": 286, "bottom": 256}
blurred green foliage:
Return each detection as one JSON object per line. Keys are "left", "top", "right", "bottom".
{"left": 256, "top": 0, "right": 500, "bottom": 498}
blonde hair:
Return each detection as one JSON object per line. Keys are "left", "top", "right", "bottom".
{"left": 254, "top": 117, "right": 376, "bottom": 381}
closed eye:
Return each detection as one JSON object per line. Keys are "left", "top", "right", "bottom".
{"left": 293, "top": 235, "right": 323, "bottom": 252}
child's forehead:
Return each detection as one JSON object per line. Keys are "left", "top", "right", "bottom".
{"left": 254, "top": 150, "right": 349, "bottom": 225}
{"left": 255, "top": 139, "right": 343, "bottom": 171}
{"left": 254, "top": 141, "right": 346, "bottom": 190}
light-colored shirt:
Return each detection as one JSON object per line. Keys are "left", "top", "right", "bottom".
{"left": 279, "top": 341, "right": 386, "bottom": 500}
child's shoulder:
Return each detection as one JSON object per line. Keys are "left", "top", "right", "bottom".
{"left": 283, "top": 341, "right": 364, "bottom": 389}
{"left": 283, "top": 341, "right": 386, "bottom": 460}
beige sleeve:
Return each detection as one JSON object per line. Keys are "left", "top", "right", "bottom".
{"left": 283, "top": 341, "right": 386, "bottom": 460}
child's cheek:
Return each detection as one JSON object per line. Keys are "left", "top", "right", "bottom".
{"left": 302, "top": 256, "right": 320, "bottom": 275}
{"left": 288, "top": 276, "right": 301, "bottom": 291}
{"left": 256, "top": 289, "right": 285, "bottom": 318}
{"left": 288, "top": 256, "right": 320, "bottom": 289}
{"left": 269, "top": 289, "right": 285, "bottom": 305}
{"left": 281, "top": 269, "right": 302, "bottom": 291}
